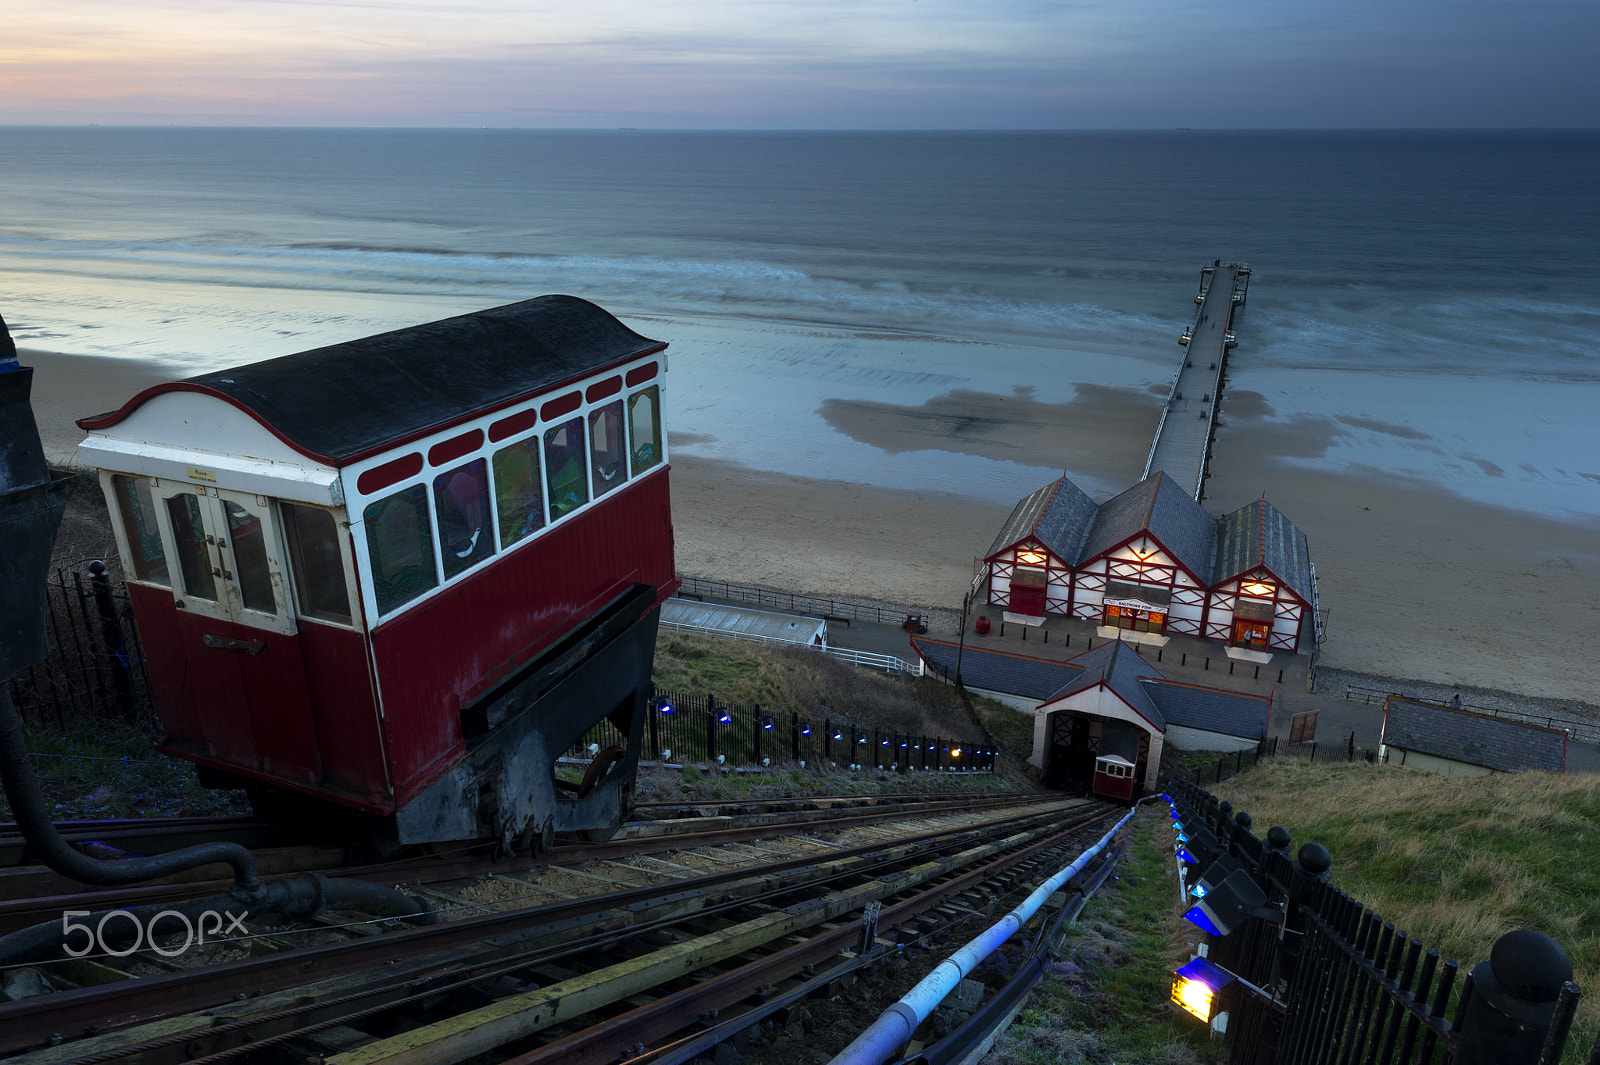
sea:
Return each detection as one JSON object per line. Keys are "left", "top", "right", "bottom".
{"left": 2, "top": 128, "right": 1597, "bottom": 522}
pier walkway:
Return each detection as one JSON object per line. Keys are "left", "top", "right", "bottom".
{"left": 1141, "top": 262, "right": 1250, "bottom": 501}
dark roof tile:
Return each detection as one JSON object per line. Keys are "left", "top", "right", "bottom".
{"left": 1383, "top": 698, "right": 1566, "bottom": 773}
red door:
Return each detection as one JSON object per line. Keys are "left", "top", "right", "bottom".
{"left": 1012, "top": 584, "right": 1045, "bottom": 616}
{"left": 1010, "top": 567, "right": 1047, "bottom": 616}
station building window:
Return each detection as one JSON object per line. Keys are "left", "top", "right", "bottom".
{"left": 110, "top": 475, "right": 169, "bottom": 585}
{"left": 1105, "top": 604, "right": 1166, "bottom": 634}
{"left": 628, "top": 386, "right": 661, "bottom": 475}
{"left": 282, "top": 503, "right": 352, "bottom": 625}
{"left": 363, "top": 485, "right": 437, "bottom": 615}
{"left": 544, "top": 417, "right": 589, "bottom": 519}
{"left": 492, "top": 439, "right": 545, "bottom": 548}
{"left": 589, "top": 400, "right": 627, "bottom": 497}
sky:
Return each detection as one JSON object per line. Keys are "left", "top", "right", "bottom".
{"left": 3, "top": 0, "right": 1598, "bottom": 129}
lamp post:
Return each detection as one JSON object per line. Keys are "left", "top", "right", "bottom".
{"left": 954, "top": 590, "right": 972, "bottom": 691}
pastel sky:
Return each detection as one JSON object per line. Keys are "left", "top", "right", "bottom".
{"left": 4, "top": 0, "right": 1597, "bottom": 128}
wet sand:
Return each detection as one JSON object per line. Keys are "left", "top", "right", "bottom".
{"left": 22, "top": 346, "right": 1600, "bottom": 704}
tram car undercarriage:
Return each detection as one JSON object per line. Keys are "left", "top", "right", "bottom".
{"left": 77, "top": 296, "right": 677, "bottom": 852}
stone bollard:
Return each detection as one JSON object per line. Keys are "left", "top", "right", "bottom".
{"left": 1454, "top": 929, "right": 1578, "bottom": 1065}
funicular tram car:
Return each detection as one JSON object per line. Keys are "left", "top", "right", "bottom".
{"left": 76, "top": 296, "right": 676, "bottom": 852}
{"left": 1090, "top": 721, "right": 1143, "bottom": 803}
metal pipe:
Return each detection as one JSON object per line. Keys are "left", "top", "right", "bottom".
{"left": 829, "top": 806, "right": 1141, "bottom": 1065}
{"left": 0, "top": 684, "right": 263, "bottom": 892}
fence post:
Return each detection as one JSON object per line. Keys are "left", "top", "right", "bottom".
{"left": 791, "top": 711, "right": 801, "bottom": 763}
{"left": 87, "top": 561, "right": 138, "bottom": 723}
{"left": 706, "top": 705, "right": 718, "bottom": 767}
{"left": 648, "top": 691, "right": 660, "bottom": 761}
{"left": 752, "top": 704, "right": 763, "bottom": 767}
{"left": 1454, "top": 930, "right": 1578, "bottom": 1065}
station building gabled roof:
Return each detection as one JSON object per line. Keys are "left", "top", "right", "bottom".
{"left": 984, "top": 476, "right": 1098, "bottom": 564}
{"left": 1142, "top": 680, "right": 1269, "bottom": 741}
{"left": 1042, "top": 639, "right": 1167, "bottom": 731}
{"left": 1212, "top": 497, "right": 1315, "bottom": 603}
{"left": 910, "top": 639, "right": 1083, "bottom": 701}
{"left": 78, "top": 295, "right": 666, "bottom": 466}
{"left": 1076, "top": 471, "right": 1217, "bottom": 581}
{"left": 1383, "top": 697, "right": 1567, "bottom": 774}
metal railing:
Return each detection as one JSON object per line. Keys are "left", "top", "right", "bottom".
{"left": 659, "top": 617, "right": 923, "bottom": 677}
{"left": 675, "top": 574, "right": 947, "bottom": 630}
{"left": 1165, "top": 778, "right": 1595, "bottom": 1065}
{"left": 6, "top": 563, "right": 153, "bottom": 727}
{"left": 1341, "top": 684, "right": 1600, "bottom": 745}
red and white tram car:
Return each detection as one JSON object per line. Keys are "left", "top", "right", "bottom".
{"left": 1090, "top": 721, "right": 1142, "bottom": 803}
{"left": 77, "top": 296, "right": 676, "bottom": 850}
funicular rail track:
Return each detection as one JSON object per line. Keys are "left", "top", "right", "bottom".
{"left": 0, "top": 793, "right": 1047, "bottom": 935}
{"left": 0, "top": 795, "right": 1118, "bottom": 1065}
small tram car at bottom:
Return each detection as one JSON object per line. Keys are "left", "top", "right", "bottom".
{"left": 77, "top": 296, "right": 677, "bottom": 851}
{"left": 1090, "top": 721, "right": 1144, "bottom": 803}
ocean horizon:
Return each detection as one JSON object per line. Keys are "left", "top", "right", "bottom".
{"left": 3, "top": 127, "right": 1597, "bottom": 524}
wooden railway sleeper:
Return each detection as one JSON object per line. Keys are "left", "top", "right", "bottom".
{"left": 4, "top": 805, "right": 1098, "bottom": 1063}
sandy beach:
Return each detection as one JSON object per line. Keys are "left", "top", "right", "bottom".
{"left": 22, "top": 341, "right": 1600, "bottom": 706}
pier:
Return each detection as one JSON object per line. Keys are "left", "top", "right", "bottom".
{"left": 1141, "top": 262, "right": 1250, "bottom": 500}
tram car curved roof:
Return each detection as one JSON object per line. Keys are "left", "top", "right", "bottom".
{"left": 78, "top": 295, "right": 665, "bottom": 466}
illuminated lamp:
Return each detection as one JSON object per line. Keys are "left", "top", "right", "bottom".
{"left": 832, "top": 730, "right": 844, "bottom": 741}
{"left": 657, "top": 698, "right": 675, "bottom": 714}
{"left": 1172, "top": 957, "right": 1235, "bottom": 1022}
{"left": 1182, "top": 870, "right": 1280, "bottom": 937}
{"left": 801, "top": 722, "right": 812, "bottom": 736}
{"left": 1017, "top": 548, "right": 1047, "bottom": 566}
{"left": 761, "top": 716, "right": 774, "bottom": 730}
{"left": 716, "top": 710, "right": 732, "bottom": 725}
{"left": 951, "top": 748, "right": 962, "bottom": 758}
{"left": 1175, "top": 826, "right": 1220, "bottom": 868}
{"left": 1241, "top": 580, "right": 1274, "bottom": 597}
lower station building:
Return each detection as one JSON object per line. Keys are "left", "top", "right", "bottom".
{"left": 913, "top": 638, "right": 1269, "bottom": 798}
{"left": 982, "top": 470, "right": 1319, "bottom": 657}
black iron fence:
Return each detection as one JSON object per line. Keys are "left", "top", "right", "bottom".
{"left": 6, "top": 562, "right": 152, "bottom": 728}
{"left": 1164, "top": 778, "right": 1595, "bottom": 1065}
{"left": 572, "top": 688, "right": 997, "bottom": 773}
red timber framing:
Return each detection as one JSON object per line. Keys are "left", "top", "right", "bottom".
{"left": 1071, "top": 533, "right": 1206, "bottom": 638}
{"left": 985, "top": 537, "right": 1072, "bottom": 618}
{"left": 1204, "top": 565, "right": 1309, "bottom": 653}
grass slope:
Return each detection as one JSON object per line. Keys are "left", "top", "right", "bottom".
{"left": 1215, "top": 760, "right": 1600, "bottom": 1062}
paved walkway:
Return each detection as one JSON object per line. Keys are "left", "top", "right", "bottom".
{"left": 672, "top": 592, "right": 1600, "bottom": 775}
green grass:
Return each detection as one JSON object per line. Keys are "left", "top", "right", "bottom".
{"left": 1215, "top": 759, "right": 1600, "bottom": 1064}
{"left": 989, "top": 809, "right": 1225, "bottom": 1065}
{"left": 0, "top": 721, "right": 249, "bottom": 820}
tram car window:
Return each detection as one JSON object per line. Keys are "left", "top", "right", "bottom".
{"left": 77, "top": 296, "right": 676, "bottom": 852}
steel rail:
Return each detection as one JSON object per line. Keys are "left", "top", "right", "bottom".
{"left": 71, "top": 812, "right": 1116, "bottom": 1065}
{"left": 501, "top": 807, "right": 1126, "bottom": 1065}
{"left": 0, "top": 794, "right": 1054, "bottom": 935}
{"left": 0, "top": 799, "right": 1086, "bottom": 1057}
